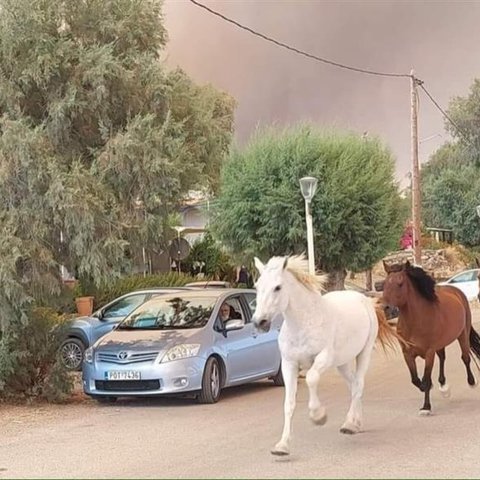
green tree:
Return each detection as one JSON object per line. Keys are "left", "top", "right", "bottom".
{"left": 0, "top": 0, "right": 235, "bottom": 332}
{"left": 213, "top": 125, "right": 403, "bottom": 288}
{"left": 421, "top": 78, "right": 480, "bottom": 246}
{"left": 422, "top": 147, "right": 480, "bottom": 246}
{"left": 447, "top": 79, "right": 480, "bottom": 161}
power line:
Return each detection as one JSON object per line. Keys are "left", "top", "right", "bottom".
{"left": 189, "top": 0, "right": 475, "bottom": 150}
{"left": 419, "top": 83, "right": 472, "bottom": 146}
{"left": 188, "top": 0, "right": 411, "bottom": 79}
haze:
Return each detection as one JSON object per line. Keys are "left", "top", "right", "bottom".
{"left": 164, "top": 0, "right": 480, "bottom": 184}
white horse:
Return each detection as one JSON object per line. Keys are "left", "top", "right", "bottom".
{"left": 252, "top": 254, "right": 399, "bottom": 456}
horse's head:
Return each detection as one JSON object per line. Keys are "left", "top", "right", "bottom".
{"left": 382, "top": 260, "right": 410, "bottom": 308}
{"left": 251, "top": 256, "right": 290, "bottom": 332}
{"left": 382, "top": 259, "right": 438, "bottom": 306}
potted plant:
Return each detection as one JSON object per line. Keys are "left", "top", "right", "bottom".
{"left": 73, "top": 277, "right": 95, "bottom": 316}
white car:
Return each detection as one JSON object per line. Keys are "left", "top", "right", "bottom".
{"left": 437, "top": 269, "right": 480, "bottom": 301}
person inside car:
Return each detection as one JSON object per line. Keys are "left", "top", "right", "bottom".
{"left": 219, "top": 302, "right": 234, "bottom": 326}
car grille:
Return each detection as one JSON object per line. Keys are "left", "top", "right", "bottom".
{"left": 95, "top": 380, "right": 161, "bottom": 391}
{"left": 96, "top": 351, "right": 159, "bottom": 364}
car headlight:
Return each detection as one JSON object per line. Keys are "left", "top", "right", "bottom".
{"left": 161, "top": 344, "right": 200, "bottom": 363}
{"left": 84, "top": 347, "right": 94, "bottom": 364}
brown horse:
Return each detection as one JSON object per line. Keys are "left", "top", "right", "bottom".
{"left": 382, "top": 260, "right": 480, "bottom": 414}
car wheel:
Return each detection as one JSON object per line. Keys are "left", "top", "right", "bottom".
{"left": 60, "top": 338, "right": 85, "bottom": 371}
{"left": 271, "top": 364, "right": 284, "bottom": 386}
{"left": 197, "top": 357, "right": 221, "bottom": 404}
{"left": 93, "top": 396, "right": 118, "bottom": 404}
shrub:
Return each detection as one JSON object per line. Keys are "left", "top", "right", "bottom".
{"left": 182, "top": 233, "right": 236, "bottom": 281}
{"left": 452, "top": 243, "right": 480, "bottom": 269}
{"left": 420, "top": 233, "right": 447, "bottom": 251}
{"left": 37, "top": 286, "right": 77, "bottom": 315}
{"left": 0, "top": 307, "right": 73, "bottom": 402}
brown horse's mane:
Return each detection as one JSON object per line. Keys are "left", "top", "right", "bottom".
{"left": 390, "top": 262, "right": 438, "bottom": 302}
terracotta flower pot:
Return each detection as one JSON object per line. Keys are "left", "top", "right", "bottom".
{"left": 75, "top": 296, "right": 94, "bottom": 316}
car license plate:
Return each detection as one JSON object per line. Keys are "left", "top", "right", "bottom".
{"left": 105, "top": 371, "right": 141, "bottom": 381}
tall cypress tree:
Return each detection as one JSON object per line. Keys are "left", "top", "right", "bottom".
{"left": 0, "top": 0, "right": 235, "bottom": 328}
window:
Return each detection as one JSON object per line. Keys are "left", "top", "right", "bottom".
{"left": 450, "top": 271, "right": 477, "bottom": 283}
{"left": 244, "top": 293, "right": 256, "bottom": 316}
{"left": 103, "top": 294, "right": 148, "bottom": 319}
{"left": 120, "top": 295, "right": 217, "bottom": 330}
{"left": 215, "top": 296, "right": 247, "bottom": 330}
{"left": 225, "top": 297, "right": 245, "bottom": 322}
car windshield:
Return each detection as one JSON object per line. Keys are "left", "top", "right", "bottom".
{"left": 118, "top": 295, "right": 217, "bottom": 330}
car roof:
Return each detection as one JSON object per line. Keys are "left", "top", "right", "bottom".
{"left": 181, "top": 287, "right": 254, "bottom": 296}
{"left": 138, "top": 288, "right": 255, "bottom": 301}
{"left": 124, "top": 287, "right": 193, "bottom": 295}
{"left": 185, "top": 281, "right": 231, "bottom": 288}
{"left": 344, "top": 281, "right": 381, "bottom": 297}
{"left": 448, "top": 269, "right": 480, "bottom": 277}
{"left": 344, "top": 282, "right": 366, "bottom": 292}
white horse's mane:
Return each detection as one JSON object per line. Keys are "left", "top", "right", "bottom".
{"left": 267, "top": 254, "right": 328, "bottom": 292}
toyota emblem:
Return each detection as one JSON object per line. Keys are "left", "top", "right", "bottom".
{"left": 118, "top": 351, "right": 128, "bottom": 360}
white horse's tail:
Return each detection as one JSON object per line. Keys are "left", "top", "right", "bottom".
{"left": 374, "top": 304, "right": 406, "bottom": 353}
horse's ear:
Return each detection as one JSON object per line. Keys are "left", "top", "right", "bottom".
{"left": 476, "top": 257, "right": 480, "bottom": 268}
{"left": 283, "top": 257, "right": 288, "bottom": 270}
{"left": 382, "top": 260, "right": 391, "bottom": 274}
{"left": 254, "top": 257, "right": 265, "bottom": 274}
{"left": 405, "top": 260, "right": 411, "bottom": 270}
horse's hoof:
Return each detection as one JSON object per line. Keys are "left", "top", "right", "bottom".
{"left": 340, "top": 421, "right": 360, "bottom": 435}
{"left": 312, "top": 414, "right": 328, "bottom": 426}
{"left": 310, "top": 407, "right": 327, "bottom": 426}
{"left": 419, "top": 409, "right": 432, "bottom": 416}
{"left": 271, "top": 449, "right": 289, "bottom": 457}
{"left": 271, "top": 444, "right": 289, "bottom": 456}
{"left": 439, "top": 384, "right": 451, "bottom": 398}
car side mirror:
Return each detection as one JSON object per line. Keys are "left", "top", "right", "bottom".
{"left": 224, "top": 319, "right": 244, "bottom": 332}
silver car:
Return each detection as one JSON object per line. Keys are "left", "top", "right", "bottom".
{"left": 82, "top": 289, "right": 283, "bottom": 403}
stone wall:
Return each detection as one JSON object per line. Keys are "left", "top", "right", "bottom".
{"left": 376, "top": 247, "right": 469, "bottom": 281}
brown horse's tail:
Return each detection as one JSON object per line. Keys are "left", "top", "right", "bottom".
{"left": 374, "top": 305, "right": 405, "bottom": 353}
{"left": 470, "top": 327, "right": 480, "bottom": 363}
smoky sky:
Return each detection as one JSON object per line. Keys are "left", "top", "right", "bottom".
{"left": 163, "top": 0, "right": 480, "bottom": 186}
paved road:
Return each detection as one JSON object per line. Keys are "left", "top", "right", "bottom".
{"left": 2, "top": 316, "right": 480, "bottom": 478}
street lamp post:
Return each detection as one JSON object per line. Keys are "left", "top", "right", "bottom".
{"left": 134, "top": 198, "right": 148, "bottom": 277}
{"left": 299, "top": 176, "right": 318, "bottom": 275}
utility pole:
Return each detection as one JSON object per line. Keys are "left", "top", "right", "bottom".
{"left": 361, "top": 131, "right": 373, "bottom": 291}
{"left": 410, "top": 70, "right": 422, "bottom": 266}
